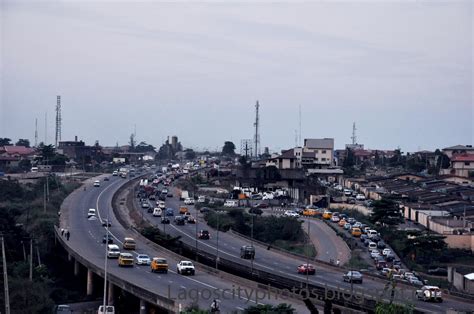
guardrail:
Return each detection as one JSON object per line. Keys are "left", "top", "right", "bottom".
{"left": 54, "top": 225, "right": 177, "bottom": 312}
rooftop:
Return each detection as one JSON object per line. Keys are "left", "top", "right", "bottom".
{"left": 304, "top": 138, "right": 334, "bottom": 149}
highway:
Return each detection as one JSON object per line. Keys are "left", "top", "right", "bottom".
{"left": 60, "top": 175, "right": 310, "bottom": 313}
{"left": 133, "top": 183, "right": 474, "bottom": 314}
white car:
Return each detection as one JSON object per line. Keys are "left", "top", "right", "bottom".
{"left": 382, "top": 248, "right": 392, "bottom": 256}
{"left": 284, "top": 210, "right": 300, "bottom": 218}
{"left": 262, "top": 192, "right": 274, "bottom": 200}
{"left": 177, "top": 260, "right": 195, "bottom": 275}
{"left": 415, "top": 286, "right": 443, "bottom": 302}
{"left": 331, "top": 216, "right": 340, "bottom": 222}
{"left": 93, "top": 180, "right": 101, "bottom": 187}
{"left": 370, "top": 250, "right": 381, "bottom": 258}
{"left": 184, "top": 198, "right": 195, "bottom": 205}
{"left": 355, "top": 194, "right": 366, "bottom": 201}
{"left": 135, "top": 254, "right": 151, "bottom": 265}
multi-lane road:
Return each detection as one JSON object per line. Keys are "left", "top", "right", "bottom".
{"left": 60, "top": 175, "right": 310, "bottom": 313}
{"left": 135, "top": 183, "right": 473, "bottom": 314}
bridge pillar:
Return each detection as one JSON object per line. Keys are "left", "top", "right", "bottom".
{"left": 68, "top": 253, "right": 73, "bottom": 262}
{"left": 74, "top": 260, "right": 80, "bottom": 276}
{"left": 139, "top": 299, "right": 146, "bottom": 314}
{"left": 87, "top": 269, "right": 94, "bottom": 296}
{"left": 107, "top": 282, "right": 114, "bottom": 305}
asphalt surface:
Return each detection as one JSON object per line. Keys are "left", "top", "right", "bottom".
{"left": 135, "top": 184, "right": 474, "bottom": 314}
{"left": 60, "top": 176, "right": 310, "bottom": 313}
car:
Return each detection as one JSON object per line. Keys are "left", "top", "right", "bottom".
{"left": 382, "top": 248, "right": 391, "bottom": 256}
{"left": 102, "top": 219, "right": 112, "bottom": 227}
{"left": 331, "top": 216, "right": 340, "bottom": 223}
{"left": 97, "top": 305, "right": 115, "bottom": 314}
{"left": 284, "top": 210, "right": 300, "bottom": 218}
{"left": 376, "top": 260, "right": 388, "bottom": 270}
{"left": 368, "top": 242, "right": 377, "bottom": 250}
{"left": 255, "top": 203, "right": 268, "bottom": 209}
{"left": 151, "top": 257, "right": 168, "bottom": 273}
{"left": 377, "top": 240, "right": 386, "bottom": 249}
{"left": 200, "top": 207, "right": 210, "bottom": 213}
{"left": 370, "top": 250, "right": 381, "bottom": 258}
{"left": 103, "top": 177, "right": 110, "bottom": 181}
{"left": 107, "top": 244, "right": 120, "bottom": 258}
{"left": 141, "top": 202, "right": 150, "bottom": 209}
{"left": 55, "top": 305, "right": 73, "bottom": 313}
{"left": 322, "top": 211, "right": 332, "bottom": 220}
{"left": 177, "top": 260, "right": 195, "bottom": 275}
{"left": 93, "top": 180, "right": 100, "bottom": 187}
{"left": 184, "top": 197, "right": 195, "bottom": 205}
{"left": 187, "top": 216, "right": 196, "bottom": 224}
{"left": 347, "top": 217, "right": 356, "bottom": 224}
{"left": 135, "top": 254, "right": 151, "bottom": 265}
{"left": 250, "top": 193, "right": 263, "bottom": 200}
{"left": 343, "top": 271, "right": 363, "bottom": 283}
{"left": 297, "top": 264, "right": 316, "bottom": 275}
{"left": 353, "top": 222, "right": 362, "bottom": 228}
{"left": 118, "top": 253, "right": 134, "bottom": 267}
{"left": 409, "top": 278, "right": 424, "bottom": 286}
{"left": 381, "top": 267, "right": 392, "bottom": 276}
{"left": 167, "top": 193, "right": 173, "bottom": 198}
{"left": 123, "top": 237, "right": 136, "bottom": 250}
{"left": 355, "top": 194, "right": 366, "bottom": 201}
{"left": 165, "top": 208, "right": 174, "bottom": 216}
{"left": 415, "top": 286, "right": 442, "bottom": 302}
{"left": 360, "top": 234, "right": 368, "bottom": 242}
{"left": 153, "top": 208, "right": 162, "bottom": 217}
{"left": 179, "top": 206, "right": 188, "bottom": 215}
{"left": 112, "top": 171, "right": 118, "bottom": 176}
{"left": 338, "top": 219, "right": 347, "bottom": 227}
{"left": 174, "top": 216, "right": 185, "bottom": 225}
{"left": 344, "top": 223, "right": 352, "bottom": 230}
{"left": 87, "top": 208, "right": 96, "bottom": 218}
{"left": 198, "top": 230, "right": 210, "bottom": 240}
{"left": 161, "top": 217, "right": 170, "bottom": 224}
{"left": 363, "top": 238, "right": 372, "bottom": 246}
{"left": 102, "top": 234, "right": 113, "bottom": 244}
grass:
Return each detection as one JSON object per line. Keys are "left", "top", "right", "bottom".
{"left": 272, "top": 239, "right": 317, "bottom": 258}
{"left": 346, "top": 250, "right": 371, "bottom": 269}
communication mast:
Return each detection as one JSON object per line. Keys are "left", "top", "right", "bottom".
{"left": 298, "top": 105, "right": 302, "bottom": 146}
{"left": 55, "top": 95, "right": 62, "bottom": 148}
{"left": 253, "top": 101, "right": 260, "bottom": 159}
{"left": 351, "top": 122, "right": 357, "bottom": 145}
{"left": 34, "top": 118, "right": 38, "bottom": 147}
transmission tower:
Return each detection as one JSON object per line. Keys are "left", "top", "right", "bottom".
{"left": 253, "top": 101, "right": 260, "bottom": 159}
{"left": 240, "top": 139, "right": 253, "bottom": 158}
{"left": 55, "top": 95, "right": 62, "bottom": 148}
{"left": 351, "top": 122, "right": 357, "bottom": 145}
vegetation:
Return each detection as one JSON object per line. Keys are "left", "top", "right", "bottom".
{"left": 204, "top": 209, "right": 315, "bottom": 257}
{"left": 244, "top": 303, "right": 295, "bottom": 314}
{"left": 221, "top": 141, "right": 236, "bottom": 156}
{"left": 0, "top": 177, "right": 82, "bottom": 313}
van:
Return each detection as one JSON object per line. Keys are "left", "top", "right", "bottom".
{"left": 240, "top": 245, "right": 255, "bottom": 259}
{"left": 123, "top": 237, "right": 136, "bottom": 250}
{"left": 367, "top": 230, "right": 378, "bottom": 238}
{"left": 153, "top": 208, "right": 162, "bottom": 217}
{"left": 179, "top": 206, "right": 188, "bottom": 215}
{"left": 322, "top": 211, "right": 333, "bottom": 220}
{"left": 87, "top": 208, "right": 96, "bottom": 217}
{"left": 107, "top": 244, "right": 120, "bottom": 258}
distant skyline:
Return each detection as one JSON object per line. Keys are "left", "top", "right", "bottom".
{"left": 1, "top": 1, "right": 472, "bottom": 153}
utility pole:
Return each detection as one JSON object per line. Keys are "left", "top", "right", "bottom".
{"left": 1, "top": 236, "right": 10, "bottom": 314}
{"left": 215, "top": 213, "right": 219, "bottom": 270}
{"left": 43, "top": 183, "right": 47, "bottom": 213}
{"left": 253, "top": 101, "right": 260, "bottom": 159}
{"left": 29, "top": 238, "right": 33, "bottom": 281}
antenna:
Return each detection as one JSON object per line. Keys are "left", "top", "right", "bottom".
{"left": 299, "top": 105, "right": 302, "bottom": 146}
{"left": 351, "top": 122, "right": 357, "bottom": 145}
{"left": 34, "top": 118, "right": 38, "bottom": 147}
{"left": 294, "top": 130, "right": 298, "bottom": 147}
{"left": 253, "top": 101, "right": 260, "bottom": 158}
{"left": 240, "top": 139, "right": 252, "bottom": 158}
{"left": 55, "top": 95, "right": 62, "bottom": 148}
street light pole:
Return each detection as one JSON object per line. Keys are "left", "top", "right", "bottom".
{"left": 215, "top": 212, "right": 219, "bottom": 270}
{"left": 306, "top": 220, "right": 310, "bottom": 289}
{"left": 195, "top": 211, "right": 198, "bottom": 262}
{"left": 250, "top": 212, "right": 254, "bottom": 275}
{"left": 102, "top": 204, "right": 111, "bottom": 311}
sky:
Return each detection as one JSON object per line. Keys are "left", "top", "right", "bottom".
{"left": 1, "top": 0, "right": 472, "bottom": 153}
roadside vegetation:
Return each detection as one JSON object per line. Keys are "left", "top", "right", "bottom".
{"left": 204, "top": 209, "right": 316, "bottom": 257}
{"left": 0, "top": 177, "right": 82, "bottom": 313}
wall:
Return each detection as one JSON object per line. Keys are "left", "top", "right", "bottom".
{"left": 444, "top": 234, "right": 474, "bottom": 252}
{"left": 330, "top": 203, "right": 372, "bottom": 216}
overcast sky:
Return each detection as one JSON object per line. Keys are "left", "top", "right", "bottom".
{"left": 1, "top": 0, "right": 472, "bottom": 153}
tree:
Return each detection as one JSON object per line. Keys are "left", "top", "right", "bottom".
{"left": 221, "top": 141, "right": 236, "bottom": 155}
{"left": 39, "top": 144, "right": 55, "bottom": 161}
{"left": 343, "top": 148, "right": 355, "bottom": 168}
{"left": 184, "top": 149, "right": 196, "bottom": 160}
{"left": 133, "top": 141, "right": 155, "bottom": 153}
{"left": 369, "top": 199, "right": 403, "bottom": 228}
{"left": 0, "top": 138, "right": 12, "bottom": 146}
{"left": 15, "top": 138, "right": 30, "bottom": 147}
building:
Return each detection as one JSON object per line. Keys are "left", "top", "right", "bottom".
{"left": 301, "top": 138, "right": 334, "bottom": 167}
{"left": 448, "top": 267, "right": 474, "bottom": 295}
{"left": 442, "top": 145, "right": 474, "bottom": 158}
{"left": 447, "top": 154, "right": 474, "bottom": 178}
{"left": 57, "top": 137, "right": 102, "bottom": 162}
{"left": 265, "top": 149, "right": 296, "bottom": 169}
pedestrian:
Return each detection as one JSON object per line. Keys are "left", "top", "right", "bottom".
{"left": 66, "top": 230, "right": 70, "bottom": 241}
{"left": 61, "top": 228, "right": 65, "bottom": 236}
{"left": 336, "top": 258, "right": 340, "bottom": 267}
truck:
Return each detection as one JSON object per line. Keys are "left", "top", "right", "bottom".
{"left": 180, "top": 190, "right": 189, "bottom": 201}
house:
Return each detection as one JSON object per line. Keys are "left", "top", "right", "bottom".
{"left": 265, "top": 149, "right": 296, "bottom": 169}
{"left": 442, "top": 145, "right": 474, "bottom": 158}
{"left": 447, "top": 154, "right": 474, "bottom": 178}
{"left": 301, "top": 138, "right": 334, "bottom": 167}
